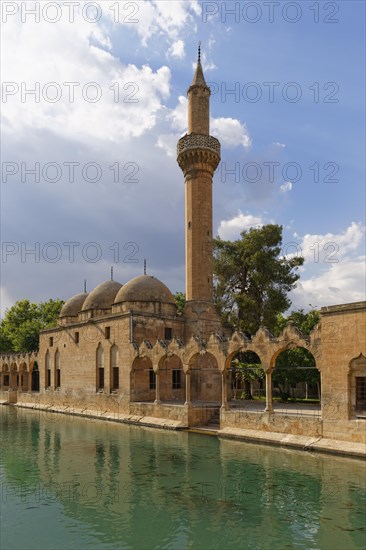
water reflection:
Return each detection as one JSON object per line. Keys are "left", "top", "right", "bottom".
{"left": 1, "top": 406, "right": 365, "bottom": 550}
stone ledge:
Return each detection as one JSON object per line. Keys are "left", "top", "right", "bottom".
{"left": 218, "top": 427, "right": 366, "bottom": 459}
{"left": 5, "top": 402, "right": 187, "bottom": 431}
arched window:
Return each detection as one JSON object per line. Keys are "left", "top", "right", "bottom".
{"left": 45, "top": 351, "right": 51, "bottom": 389}
{"left": 31, "top": 362, "right": 39, "bottom": 392}
{"left": 349, "top": 354, "right": 366, "bottom": 416}
{"left": 55, "top": 350, "right": 60, "bottom": 389}
{"left": 111, "top": 345, "right": 119, "bottom": 391}
{"left": 97, "top": 345, "right": 104, "bottom": 391}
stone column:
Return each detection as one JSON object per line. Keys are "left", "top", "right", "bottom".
{"left": 154, "top": 371, "right": 161, "bottom": 404}
{"left": 184, "top": 371, "right": 191, "bottom": 405}
{"left": 221, "top": 370, "right": 228, "bottom": 410}
{"left": 264, "top": 370, "right": 274, "bottom": 413}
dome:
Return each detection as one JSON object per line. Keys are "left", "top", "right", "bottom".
{"left": 81, "top": 280, "right": 122, "bottom": 311}
{"left": 60, "top": 292, "right": 88, "bottom": 318}
{"left": 114, "top": 275, "right": 175, "bottom": 305}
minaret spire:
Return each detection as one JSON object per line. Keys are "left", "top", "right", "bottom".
{"left": 187, "top": 44, "right": 210, "bottom": 135}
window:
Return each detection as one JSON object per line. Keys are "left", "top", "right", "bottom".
{"left": 97, "top": 346, "right": 104, "bottom": 391}
{"left": 3, "top": 375, "right": 9, "bottom": 387}
{"left": 56, "top": 369, "right": 61, "bottom": 388}
{"left": 55, "top": 350, "right": 60, "bottom": 389}
{"left": 98, "top": 368, "right": 104, "bottom": 389}
{"left": 164, "top": 327, "right": 172, "bottom": 340}
{"left": 112, "top": 367, "right": 119, "bottom": 390}
{"left": 172, "top": 369, "right": 181, "bottom": 390}
{"left": 105, "top": 327, "right": 111, "bottom": 339}
{"left": 149, "top": 369, "right": 156, "bottom": 390}
{"left": 49, "top": 337, "right": 53, "bottom": 347}
{"left": 45, "top": 352, "right": 50, "bottom": 388}
{"left": 75, "top": 332, "right": 79, "bottom": 344}
{"left": 356, "top": 377, "right": 366, "bottom": 410}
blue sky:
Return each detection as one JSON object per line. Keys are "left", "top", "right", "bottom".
{"left": 1, "top": 0, "right": 365, "bottom": 315}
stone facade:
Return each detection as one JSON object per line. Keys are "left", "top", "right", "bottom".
{"left": 0, "top": 54, "right": 365, "bottom": 455}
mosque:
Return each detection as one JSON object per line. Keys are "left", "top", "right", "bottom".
{"left": 1, "top": 52, "right": 365, "bottom": 455}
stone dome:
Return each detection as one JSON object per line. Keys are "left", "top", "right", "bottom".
{"left": 81, "top": 280, "right": 122, "bottom": 311}
{"left": 60, "top": 292, "right": 88, "bottom": 318}
{"left": 114, "top": 275, "right": 175, "bottom": 305}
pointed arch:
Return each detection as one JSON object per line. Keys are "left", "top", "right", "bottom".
{"left": 349, "top": 354, "right": 366, "bottom": 416}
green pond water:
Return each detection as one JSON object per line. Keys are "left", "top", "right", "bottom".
{"left": 1, "top": 406, "right": 365, "bottom": 550}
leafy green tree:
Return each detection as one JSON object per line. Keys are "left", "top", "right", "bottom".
{"left": 213, "top": 225, "right": 303, "bottom": 334}
{"left": 232, "top": 351, "right": 264, "bottom": 400}
{"left": 0, "top": 299, "right": 64, "bottom": 353}
{"left": 275, "top": 308, "right": 320, "bottom": 336}
{"left": 273, "top": 309, "right": 321, "bottom": 401}
{"left": 174, "top": 292, "right": 186, "bottom": 315}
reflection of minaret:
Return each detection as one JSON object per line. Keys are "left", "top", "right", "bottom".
{"left": 177, "top": 45, "right": 221, "bottom": 303}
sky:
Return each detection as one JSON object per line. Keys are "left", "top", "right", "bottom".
{"left": 1, "top": 0, "right": 365, "bottom": 317}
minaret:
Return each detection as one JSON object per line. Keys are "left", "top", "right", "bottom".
{"left": 177, "top": 45, "right": 221, "bottom": 304}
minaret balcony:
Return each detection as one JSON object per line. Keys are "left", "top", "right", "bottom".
{"left": 177, "top": 133, "right": 221, "bottom": 176}
{"left": 177, "top": 133, "right": 221, "bottom": 156}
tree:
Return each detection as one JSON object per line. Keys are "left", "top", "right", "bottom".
{"left": 213, "top": 225, "right": 303, "bottom": 335}
{"left": 174, "top": 292, "right": 186, "bottom": 315}
{"left": 273, "top": 309, "right": 321, "bottom": 401}
{"left": 232, "top": 351, "right": 264, "bottom": 400}
{"left": 274, "top": 308, "right": 320, "bottom": 336}
{"left": 0, "top": 299, "right": 64, "bottom": 353}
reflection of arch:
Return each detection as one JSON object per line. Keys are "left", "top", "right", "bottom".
{"left": 31, "top": 362, "right": 39, "bottom": 392}
{"left": 110, "top": 345, "right": 119, "bottom": 391}
{"left": 272, "top": 346, "right": 319, "bottom": 401}
{"left": 349, "top": 354, "right": 366, "bottom": 415}
{"left": 131, "top": 356, "right": 153, "bottom": 402}
{"left": 189, "top": 352, "right": 220, "bottom": 403}
{"left": 158, "top": 354, "right": 185, "bottom": 402}
{"left": 96, "top": 344, "right": 104, "bottom": 391}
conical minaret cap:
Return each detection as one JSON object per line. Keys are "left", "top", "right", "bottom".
{"left": 189, "top": 43, "right": 208, "bottom": 90}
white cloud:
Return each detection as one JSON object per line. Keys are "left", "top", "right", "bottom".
{"left": 168, "top": 40, "right": 185, "bottom": 59}
{"left": 169, "top": 96, "right": 188, "bottom": 131}
{"left": 211, "top": 117, "right": 252, "bottom": 149}
{"left": 274, "top": 142, "right": 286, "bottom": 148}
{"left": 291, "top": 256, "right": 366, "bottom": 310}
{"left": 0, "top": 287, "right": 14, "bottom": 319}
{"left": 156, "top": 133, "right": 180, "bottom": 157}
{"left": 280, "top": 181, "right": 292, "bottom": 193}
{"left": 113, "top": 0, "right": 199, "bottom": 46}
{"left": 2, "top": 15, "right": 172, "bottom": 143}
{"left": 287, "top": 222, "right": 366, "bottom": 311}
{"left": 217, "top": 212, "right": 265, "bottom": 240}
{"left": 299, "top": 222, "right": 365, "bottom": 262}
{"left": 162, "top": 98, "right": 252, "bottom": 151}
